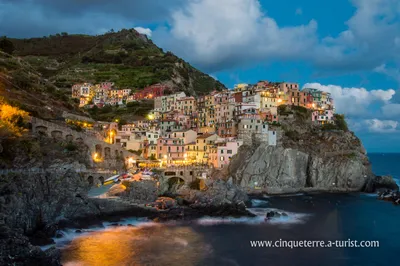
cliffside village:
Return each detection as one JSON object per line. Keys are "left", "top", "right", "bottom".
{"left": 71, "top": 81, "right": 335, "bottom": 168}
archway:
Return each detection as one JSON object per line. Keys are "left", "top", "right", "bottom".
{"left": 35, "top": 126, "right": 48, "bottom": 136}
{"left": 99, "top": 176, "right": 105, "bottom": 184}
{"left": 87, "top": 176, "right": 94, "bottom": 186}
{"left": 114, "top": 150, "right": 119, "bottom": 158}
{"left": 167, "top": 176, "right": 185, "bottom": 191}
{"left": 66, "top": 134, "right": 73, "bottom": 142}
{"left": 104, "top": 147, "right": 111, "bottom": 159}
{"left": 76, "top": 137, "right": 84, "bottom": 143}
{"left": 51, "top": 130, "right": 63, "bottom": 139}
{"left": 95, "top": 144, "right": 103, "bottom": 158}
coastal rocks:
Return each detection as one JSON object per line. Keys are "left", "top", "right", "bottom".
{"left": 122, "top": 180, "right": 158, "bottom": 203}
{"left": 148, "top": 197, "right": 177, "bottom": 210}
{"left": 230, "top": 145, "right": 309, "bottom": 192}
{"left": 265, "top": 211, "right": 288, "bottom": 219}
{"left": 378, "top": 190, "right": 400, "bottom": 204}
{"left": 229, "top": 143, "right": 374, "bottom": 193}
{"left": 174, "top": 179, "right": 250, "bottom": 217}
{"left": 363, "top": 175, "right": 399, "bottom": 193}
{"left": 0, "top": 168, "right": 98, "bottom": 234}
{"left": 0, "top": 225, "right": 61, "bottom": 266}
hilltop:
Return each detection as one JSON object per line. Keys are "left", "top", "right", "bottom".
{"left": 8, "top": 29, "right": 226, "bottom": 95}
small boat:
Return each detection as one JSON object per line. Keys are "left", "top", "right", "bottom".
{"left": 103, "top": 174, "right": 120, "bottom": 185}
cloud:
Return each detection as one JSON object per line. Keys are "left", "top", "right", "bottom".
{"left": 381, "top": 103, "right": 400, "bottom": 118}
{"left": 134, "top": 27, "right": 152, "bottom": 37}
{"left": 153, "top": 0, "right": 400, "bottom": 79}
{"left": 312, "top": 0, "right": 400, "bottom": 74}
{"left": 0, "top": 0, "right": 184, "bottom": 37}
{"left": 295, "top": 8, "right": 303, "bottom": 15}
{"left": 350, "top": 119, "right": 399, "bottom": 133}
{"left": 153, "top": 0, "right": 318, "bottom": 72}
{"left": 303, "top": 82, "right": 396, "bottom": 118}
{"left": 374, "top": 64, "right": 400, "bottom": 83}
{"left": 2, "top": 0, "right": 400, "bottom": 84}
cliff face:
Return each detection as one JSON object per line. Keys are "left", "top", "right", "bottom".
{"left": 229, "top": 144, "right": 372, "bottom": 194}
{"left": 229, "top": 106, "right": 374, "bottom": 194}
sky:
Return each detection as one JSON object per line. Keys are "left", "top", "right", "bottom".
{"left": 1, "top": 0, "right": 400, "bottom": 152}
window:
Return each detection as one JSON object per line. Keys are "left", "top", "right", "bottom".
{"left": 221, "top": 150, "right": 224, "bottom": 154}
{"left": 227, "top": 150, "right": 232, "bottom": 154}
{"left": 220, "top": 156, "right": 224, "bottom": 161}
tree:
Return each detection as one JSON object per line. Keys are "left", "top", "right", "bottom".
{"left": 0, "top": 98, "right": 29, "bottom": 138}
{"left": 0, "top": 37, "right": 15, "bottom": 55}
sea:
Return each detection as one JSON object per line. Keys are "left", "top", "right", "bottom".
{"left": 56, "top": 153, "right": 400, "bottom": 266}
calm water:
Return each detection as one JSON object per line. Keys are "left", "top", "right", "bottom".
{"left": 60, "top": 153, "right": 400, "bottom": 266}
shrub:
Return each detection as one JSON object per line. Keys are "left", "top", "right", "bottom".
{"left": 285, "top": 130, "right": 299, "bottom": 141}
{"left": 334, "top": 114, "right": 348, "bottom": 131}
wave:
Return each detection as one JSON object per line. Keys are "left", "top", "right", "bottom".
{"left": 251, "top": 199, "right": 269, "bottom": 207}
{"left": 196, "top": 208, "right": 310, "bottom": 226}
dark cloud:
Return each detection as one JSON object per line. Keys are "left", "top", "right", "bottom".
{"left": 0, "top": 0, "right": 183, "bottom": 37}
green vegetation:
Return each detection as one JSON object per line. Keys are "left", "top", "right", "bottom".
{"left": 0, "top": 37, "right": 15, "bottom": 55}
{"left": 64, "top": 142, "right": 78, "bottom": 152}
{"left": 9, "top": 29, "right": 226, "bottom": 94}
{"left": 285, "top": 129, "right": 300, "bottom": 141}
{"left": 321, "top": 114, "right": 349, "bottom": 131}
{"left": 334, "top": 114, "right": 349, "bottom": 131}
{"left": 277, "top": 105, "right": 293, "bottom": 116}
{"left": 87, "top": 100, "right": 153, "bottom": 121}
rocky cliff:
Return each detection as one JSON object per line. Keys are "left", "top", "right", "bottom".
{"left": 229, "top": 106, "right": 379, "bottom": 194}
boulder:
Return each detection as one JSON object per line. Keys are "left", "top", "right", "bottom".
{"left": 122, "top": 180, "right": 158, "bottom": 203}
{"left": 364, "top": 175, "right": 399, "bottom": 193}
{"left": 151, "top": 197, "right": 177, "bottom": 210}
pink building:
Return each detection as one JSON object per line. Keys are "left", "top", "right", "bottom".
{"left": 312, "top": 110, "right": 335, "bottom": 125}
{"left": 216, "top": 139, "right": 243, "bottom": 168}
{"left": 157, "top": 138, "right": 186, "bottom": 163}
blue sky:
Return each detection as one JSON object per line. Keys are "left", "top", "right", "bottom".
{"left": 1, "top": 0, "right": 399, "bottom": 152}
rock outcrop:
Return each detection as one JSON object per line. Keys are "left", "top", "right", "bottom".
{"left": 229, "top": 144, "right": 374, "bottom": 194}
{"left": 178, "top": 179, "right": 248, "bottom": 207}
{"left": 228, "top": 106, "right": 380, "bottom": 194}
{"left": 122, "top": 180, "right": 159, "bottom": 203}
{"left": 363, "top": 175, "right": 399, "bottom": 193}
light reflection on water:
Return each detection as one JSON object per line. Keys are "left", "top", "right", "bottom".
{"left": 62, "top": 225, "right": 211, "bottom": 266}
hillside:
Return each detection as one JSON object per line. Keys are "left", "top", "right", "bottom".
{"left": 0, "top": 51, "right": 83, "bottom": 119}
{"left": 9, "top": 29, "right": 226, "bottom": 95}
